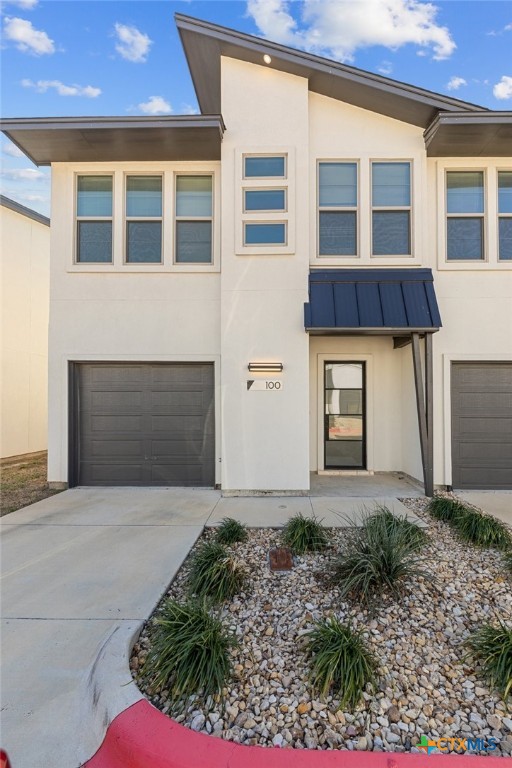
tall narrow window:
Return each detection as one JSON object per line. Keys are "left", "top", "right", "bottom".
{"left": 76, "top": 175, "right": 113, "bottom": 263}
{"left": 498, "top": 171, "right": 512, "bottom": 261}
{"left": 318, "top": 162, "right": 357, "bottom": 256}
{"left": 175, "top": 175, "right": 213, "bottom": 263}
{"left": 446, "top": 171, "right": 484, "bottom": 261}
{"left": 125, "top": 176, "right": 162, "bottom": 263}
{"left": 372, "top": 162, "right": 411, "bottom": 256}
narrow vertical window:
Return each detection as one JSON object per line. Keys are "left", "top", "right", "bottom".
{"left": 318, "top": 162, "right": 357, "bottom": 256}
{"left": 175, "top": 175, "right": 213, "bottom": 263}
{"left": 498, "top": 171, "right": 512, "bottom": 261}
{"left": 76, "top": 175, "right": 113, "bottom": 263}
{"left": 125, "top": 175, "right": 162, "bottom": 263}
{"left": 446, "top": 171, "right": 484, "bottom": 261}
{"left": 372, "top": 162, "right": 411, "bottom": 256}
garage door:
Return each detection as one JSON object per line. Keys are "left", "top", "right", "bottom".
{"left": 451, "top": 362, "right": 512, "bottom": 490}
{"left": 73, "top": 363, "right": 215, "bottom": 486}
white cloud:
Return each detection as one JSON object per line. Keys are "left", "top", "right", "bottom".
{"left": 5, "top": 0, "right": 39, "bottom": 8}
{"left": 505, "top": 23, "right": 512, "bottom": 32}
{"left": 114, "top": 23, "right": 152, "bottom": 62}
{"left": 180, "top": 103, "right": 199, "bottom": 115}
{"left": 446, "top": 76, "right": 466, "bottom": 91}
{"left": 3, "top": 16, "right": 54, "bottom": 55}
{"left": 247, "top": 0, "right": 456, "bottom": 62}
{"left": 493, "top": 75, "right": 512, "bottom": 100}
{"left": 378, "top": 60, "right": 393, "bottom": 75}
{"left": 2, "top": 141, "right": 25, "bottom": 158}
{"left": 138, "top": 95, "right": 171, "bottom": 115}
{"left": 2, "top": 168, "right": 47, "bottom": 180}
{"left": 22, "top": 78, "right": 101, "bottom": 97}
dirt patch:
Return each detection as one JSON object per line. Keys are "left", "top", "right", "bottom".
{"left": 0, "top": 453, "right": 62, "bottom": 517}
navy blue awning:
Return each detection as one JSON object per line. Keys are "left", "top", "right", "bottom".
{"left": 305, "top": 269, "right": 442, "bottom": 334}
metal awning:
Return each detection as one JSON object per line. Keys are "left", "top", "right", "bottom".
{"left": 424, "top": 111, "right": 512, "bottom": 157}
{"left": 304, "top": 268, "right": 441, "bottom": 334}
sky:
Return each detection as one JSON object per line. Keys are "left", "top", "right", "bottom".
{"left": 1, "top": 0, "right": 511, "bottom": 216}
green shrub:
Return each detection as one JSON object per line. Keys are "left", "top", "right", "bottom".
{"left": 455, "top": 508, "right": 511, "bottom": 551}
{"left": 366, "top": 505, "right": 428, "bottom": 548}
{"left": 333, "top": 507, "right": 430, "bottom": 605}
{"left": 145, "top": 598, "right": 237, "bottom": 712}
{"left": 214, "top": 517, "right": 248, "bottom": 545}
{"left": 187, "top": 541, "right": 246, "bottom": 603}
{"left": 306, "top": 617, "right": 377, "bottom": 709}
{"left": 464, "top": 621, "right": 512, "bottom": 701}
{"left": 428, "top": 496, "right": 466, "bottom": 523}
{"left": 281, "top": 513, "right": 328, "bottom": 554}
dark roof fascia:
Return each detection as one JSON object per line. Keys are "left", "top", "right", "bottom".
{"left": 0, "top": 194, "right": 50, "bottom": 226}
{"left": 0, "top": 115, "right": 226, "bottom": 166}
{"left": 424, "top": 111, "right": 512, "bottom": 156}
{"left": 306, "top": 327, "right": 439, "bottom": 335}
{"left": 309, "top": 268, "right": 435, "bottom": 282}
{"left": 175, "top": 13, "right": 487, "bottom": 127}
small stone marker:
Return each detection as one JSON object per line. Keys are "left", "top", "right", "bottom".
{"left": 269, "top": 547, "right": 293, "bottom": 571}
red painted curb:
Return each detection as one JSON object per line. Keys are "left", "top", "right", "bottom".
{"left": 83, "top": 700, "right": 509, "bottom": 768}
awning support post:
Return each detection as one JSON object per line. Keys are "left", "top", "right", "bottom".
{"left": 411, "top": 332, "right": 434, "bottom": 497}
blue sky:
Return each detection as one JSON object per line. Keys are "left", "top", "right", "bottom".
{"left": 1, "top": 0, "right": 511, "bottom": 216}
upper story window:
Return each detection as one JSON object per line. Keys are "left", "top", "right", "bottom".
{"left": 244, "top": 189, "right": 286, "bottom": 212}
{"left": 175, "top": 175, "right": 213, "bottom": 263}
{"left": 244, "top": 155, "right": 286, "bottom": 178}
{"left": 125, "top": 175, "right": 162, "bottom": 263}
{"left": 498, "top": 171, "right": 512, "bottom": 261}
{"left": 76, "top": 175, "right": 113, "bottom": 263}
{"left": 446, "top": 171, "right": 484, "bottom": 261}
{"left": 318, "top": 162, "right": 357, "bottom": 257}
{"left": 371, "top": 162, "right": 411, "bottom": 256}
{"left": 240, "top": 154, "right": 288, "bottom": 248}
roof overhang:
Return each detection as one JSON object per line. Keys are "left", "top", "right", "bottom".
{"left": 0, "top": 115, "right": 225, "bottom": 166}
{"left": 176, "top": 14, "right": 486, "bottom": 129}
{"left": 0, "top": 194, "right": 49, "bottom": 226}
{"left": 425, "top": 112, "right": 512, "bottom": 156}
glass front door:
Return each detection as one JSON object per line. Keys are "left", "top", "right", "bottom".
{"left": 324, "top": 362, "right": 366, "bottom": 469}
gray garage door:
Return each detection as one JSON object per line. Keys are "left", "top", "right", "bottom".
{"left": 451, "top": 362, "right": 512, "bottom": 490}
{"left": 74, "top": 363, "right": 215, "bottom": 486}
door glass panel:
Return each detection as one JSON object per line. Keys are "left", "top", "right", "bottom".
{"left": 326, "top": 441, "right": 363, "bottom": 468}
{"left": 325, "top": 389, "right": 362, "bottom": 415}
{"left": 328, "top": 415, "right": 363, "bottom": 440}
{"left": 324, "top": 363, "right": 365, "bottom": 469}
{"left": 325, "top": 363, "right": 362, "bottom": 389}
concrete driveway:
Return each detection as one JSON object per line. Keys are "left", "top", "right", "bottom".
{"left": 457, "top": 491, "right": 512, "bottom": 526}
{"left": 0, "top": 487, "right": 220, "bottom": 768}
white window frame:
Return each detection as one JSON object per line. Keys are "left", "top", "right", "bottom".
{"left": 174, "top": 172, "right": 214, "bottom": 266}
{"left": 243, "top": 187, "right": 287, "bottom": 214}
{"left": 497, "top": 169, "right": 512, "bottom": 262}
{"left": 317, "top": 159, "right": 359, "bottom": 258}
{"left": 74, "top": 173, "right": 114, "bottom": 265}
{"left": 370, "top": 159, "right": 413, "bottom": 258}
{"left": 123, "top": 173, "right": 163, "bottom": 266}
{"left": 243, "top": 221, "right": 288, "bottom": 247}
{"left": 445, "top": 168, "right": 486, "bottom": 264}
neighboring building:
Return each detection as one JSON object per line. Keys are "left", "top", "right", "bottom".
{"left": 0, "top": 195, "right": 50, "bottom": 459}
{"left": 1, "top": 15, "right": 511, "bottom": 492}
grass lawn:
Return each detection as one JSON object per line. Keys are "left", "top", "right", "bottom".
{"left": 0, "top": 452, "right": 62, "bottom": 517}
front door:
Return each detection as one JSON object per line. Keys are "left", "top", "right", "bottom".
{"left": 324, "top": 361, "right": 366, "bottom": 469}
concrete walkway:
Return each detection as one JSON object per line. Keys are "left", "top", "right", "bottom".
{"left": 0, "top": 486, "right": 424, "bottom": 768}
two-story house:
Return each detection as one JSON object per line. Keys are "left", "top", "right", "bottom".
{"left": 2, "top": 14, "right": 511, "bottom": 495}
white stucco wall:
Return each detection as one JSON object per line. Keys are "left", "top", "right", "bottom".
{"left": 0, "top": 203, "right": 49, "bottom": 458}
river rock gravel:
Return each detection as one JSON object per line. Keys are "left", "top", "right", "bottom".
{"left": 131, "top": 497, "right": 512, "bottom": 755}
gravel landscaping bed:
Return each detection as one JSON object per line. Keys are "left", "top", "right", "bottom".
{"left": 131, "top": 497, "right": 512, "bottom": 755}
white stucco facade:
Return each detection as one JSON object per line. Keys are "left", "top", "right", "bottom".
{"left": 1, "top": 200, "right": 50, "bottom": 458}
{"left": 40, "top": 32, "right": 511, "bottom": 492}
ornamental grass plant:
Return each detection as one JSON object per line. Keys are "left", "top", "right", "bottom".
{"left": 281, "top": 513, "right": 328, "bottom": 555}
{"left": 464, "top": 621, "right": 512, "bottom": 701}
{"left": 187, "top": 541, "right": 246, "bottom": 604}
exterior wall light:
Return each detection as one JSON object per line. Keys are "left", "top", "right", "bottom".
{"left": 248, "top": 362, "right": 283, "bottom": 373}
{"left": 263, "top": 54, "right": 272, "bottom": 65}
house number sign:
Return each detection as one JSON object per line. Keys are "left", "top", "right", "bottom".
{"left": 247, "top": 380, "right": 283, "bottom": 391}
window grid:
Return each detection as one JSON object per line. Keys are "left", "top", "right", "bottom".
{"left": 371, "top": 161, "right": 412, "bottom": 257}
{"left": 125, "top": 174, "right": 163, "bottom": 264}
{"left": 175, "top": 174, "right": 213, "bottom": 264}
{"left": 446, "top": 170, "right": 485, "bottom": 262}
{"left": 318, "top": 161, "right": 358, "bottom": 258}
{"left": 498, "top": 171, "right": 512, "bottom": 262}
{"left": 75, "top": 174, "right": 113, "bottom": 264}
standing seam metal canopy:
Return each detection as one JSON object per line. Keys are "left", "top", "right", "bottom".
{"left": 304, "top": 269, "right": 442, "bottom": 333}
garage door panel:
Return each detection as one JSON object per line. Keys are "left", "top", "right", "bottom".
{"left": 75, "top": 363, "right": 215, "bottom": 487}
{"left": 452, "top": 362, "right": 512, "bottom": 490}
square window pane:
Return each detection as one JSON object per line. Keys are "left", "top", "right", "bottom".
{"left": 447, "top": 171, "right": 484, "bottom": 214}
{"left": 319, "top": 162, "right": 357, "bottom": 207}
{"left": 244, "top": 189, "right": 286, "bottom": 211}
{"left": 498, "top": 171, "right": 512, "bottom": 214}
{"left": 499, "top": 218, "right": 512, "bottom": 260}
{"left": 77, "top": 221, "right": 112, "bottom": 263}
{"left": 244, "top": 156, "right": 285, "bottom": 178}
{"left": 325, "top": 440, "right": 363, "bottom": 468}
{"left": 447, "top": 217, "right": 483, "bottom": 260}
{"left": 176, "top": 176, "right": 212, "bottom": 217}
{"left": 126, "top": 221, "right": 162, "bottom": 263}
{"left": 325, "top": 363, "right": 362, "bottom": 389}
{"left": 319, "top": 211, "right": 356, "bottom": 255}
{"left": 245, "top": 223, "right": 286, "bottom": 245}
{"left": 328, "top": 415, "right": 363, "bottom": 440}
{"left": 325, "top": 389, "right": 362, "bottom": 415}
{"left": 126, "top": 176, "right": 162, "bottom": 217}
{"left": 372, "top": 211, "right": 410, "bottom": 255}
{"left": 77, "top": 176, "right": 112, "bottom": 217}
{"left": 176, "top": 221, "right": 212, "bottom": 263}
{"left": 372, "top": 162, "right": 410, "bottom": 207}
